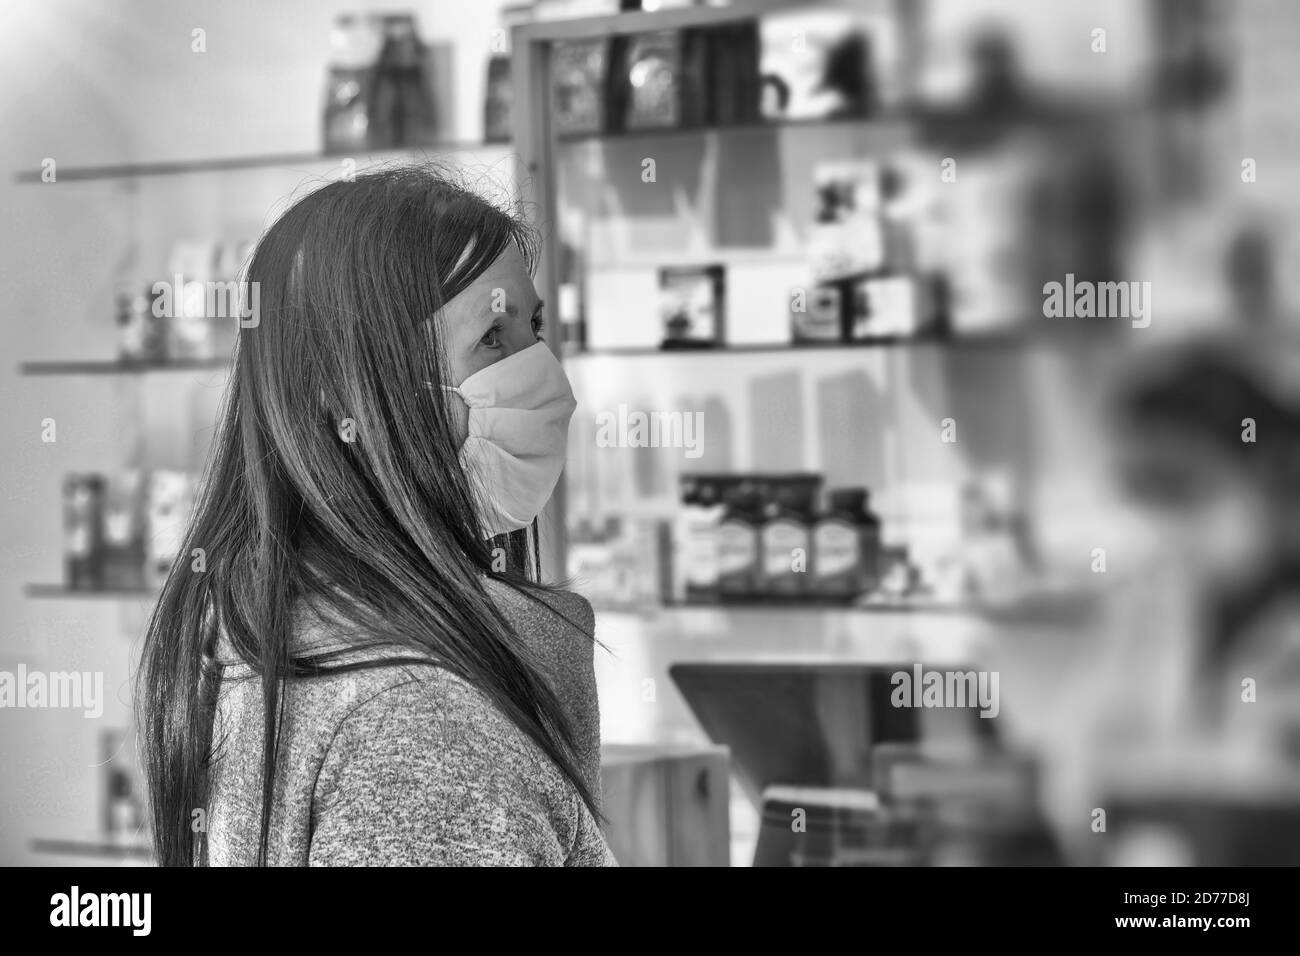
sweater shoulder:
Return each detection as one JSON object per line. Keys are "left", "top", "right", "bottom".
{"left": 206, "top": 583, "right": 611, "bottom": 866}
{"left": 309, "top": 669, "right": 610, "bottom": 866}
{"left": 319, "top": 666, "right": 558, "bottom": 787}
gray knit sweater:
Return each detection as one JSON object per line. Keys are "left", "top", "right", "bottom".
{"left": 205, "top": 578, "right": 616, "bottom": 866}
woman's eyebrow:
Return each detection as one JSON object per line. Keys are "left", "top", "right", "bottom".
{"left": 460, "top": 311, "right": 500, "bottom": 346}
{"left": 483, "top": 297, "right": 543, "bottom": 318}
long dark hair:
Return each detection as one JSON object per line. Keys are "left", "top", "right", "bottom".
{"left": 136, "top": 164, "right": 597, "bottom": 866}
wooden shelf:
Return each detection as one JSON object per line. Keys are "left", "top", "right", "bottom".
{"left": 12, "top": 141, "right": 499, "bottom": 184}
{"left": 20, "top": 358, "right": 231, "bottom": 376}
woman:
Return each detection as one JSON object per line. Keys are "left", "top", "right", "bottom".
{"left": 136, "top": 165, "right": 615, "bottom": 866}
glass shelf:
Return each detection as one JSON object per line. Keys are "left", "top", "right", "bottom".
{"left": 21, "top": 331, "right": 1122, "bottom": 373}
{"left": 662, "top": 598, "right": 974, "bottom": 614}
{"left": 19, "top": 358, "right": 231, "bottom": 376}
{"left": 556, "top": 111, "right": 908, "bottom": 146}
{"left": 21, "top": 583, "right": 1097, "bottom": 624}
{"left": 644, "top": 590, "right": 1097, "bottom": 625}
{"left": 565, "top": 334, "right": 1031, "bottom": 358}
{"left": 25, "top": 584, "right": 157, "bottom": 600}
{"left": 31, "top": 836, "right": 152, "bottom": 861}
{"left": 11, "top": 142, "right": 497, "bottom": 185}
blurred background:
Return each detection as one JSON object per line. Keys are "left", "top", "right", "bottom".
{"left": 3, "top": 0, "right": 1300, "bottom": 866}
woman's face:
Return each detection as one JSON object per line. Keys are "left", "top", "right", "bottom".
{"left": 436, "top": 243, "right": 545, "bottom": 442}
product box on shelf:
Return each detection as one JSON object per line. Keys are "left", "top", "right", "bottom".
{"left": 101, "top": 471, "right": 147, "bottom": 591}
{"left": 63, "top": 474, "right": 106, "bottom": 590}
{"left": 796, "top": 153, "right": 951, "bottom": 343}
{"left": 145, "top": 471, "right": 194, "bottom": 588}
{"left": 551, "top": 37, "right": 610, "bottom": 135}
{"left": 164, "top": 240, "right": 220, "bottom": 361}
{"left": 211, "top": 238, "right": 256, "bottom": 357}
{"left": 484, "top": 55, "right": 514, "bottom": 143}
{"left": 604, "top": 18, "right": 765, "bottom": 134}
{"left": 121, "top": 238, "right": 254, "bottom": 366}
{"left": 61, "top": 470, "right": 198, "bottom": 592}
{"left": 850, "top": 274, "right": 918, "bottom": 339}
{"left": 759, "top": 8, "right": 898, "bottom": 122}
{"left": 483, "top": 3, "right": 532, "bottom": 143}
{"left": 100, "top": 728, "right": 145, "bottom": 842}
{"left": 659, "top": 264, "right": 725, "bottom": 348}
{"left": 609, "top": 30, "right": 684, "bottom": 131}
{"left": 808, "top": 160, "right": 885, "bottom": 285}
{"left": 681, "top": 21, "right": 762, "bottom": 127}
{"left": 567, "top": 515, "right": 665, "bottom": 612}
{"left": 115, "top": 281, "right": 166, "bottom": 363}
{"left": 600, "top": 743, "right": 731, "bottom": 867}
{"left": 790, "top": 284, "right": 844, "bottom": 343}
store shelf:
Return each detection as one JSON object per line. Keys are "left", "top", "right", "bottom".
{"left": 565, "top": 334, "right": 1028, "bottom": 358}
{"left": 618, "top": 590, "right": 1099, "bottom": 625}
{"left": 565, "top": 325, "right": 1142, "bottom": 359}
{"left": 661, "top": 598, "right": 974, "bottom": 614}
{"left": 31, "top": 836, "right": 152, "bottom": 861}
{"left": 21, "top": 331, "right": 1121, "bottom": 372}
{"left": 11, "top": 141, "right": 498, "bottom": 184}
{"left": 518, "top": 0, "right": 897, "bottom": 44}
{"left": 19, "top": 357, "right": 231, "bottom": 376}
{"left": 556, "top": 111, "right": 908, "bottom": 146}
{"left": 25, "top": 584, "right": 157, "bottom": 600}
{"left": 552, "top": 98, "right": 1155, "bottom": 150}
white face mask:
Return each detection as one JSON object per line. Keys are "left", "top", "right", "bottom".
{"left": 438, "top": 341, "right": 577, "bottom": 538}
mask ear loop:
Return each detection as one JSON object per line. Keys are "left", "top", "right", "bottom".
{"left": 426, "top": 382, "right": 470, "bottom": 440}
{"left": 423, "top": 381, "right": 466, "bottom": 403}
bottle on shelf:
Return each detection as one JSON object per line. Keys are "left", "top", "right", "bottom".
{"left": 812, "top": 486, "right": 883, "bottom": 601}
{"left": 716, "top": 482, "right": 763, "bottom": 601}
{"left": 759, "top": 476, "right": 821, "bottom": 600}
{"left": 678, "top": 474, "right": 729, "bottom": 604}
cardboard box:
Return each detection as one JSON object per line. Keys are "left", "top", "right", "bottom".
{"left": 600, "top": 743, "right": 731, "bottom": 867}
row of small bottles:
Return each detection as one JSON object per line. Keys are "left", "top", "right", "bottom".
{"left": 677, "top": 473, "right": 910, "bottom": 603}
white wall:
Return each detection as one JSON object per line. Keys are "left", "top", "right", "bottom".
{"left": 0, "top": 0, "right": 512, "bottom": 866}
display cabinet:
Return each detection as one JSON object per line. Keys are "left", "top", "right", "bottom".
{"left": 508, "top": 0, "right": 1213, "bottom": 748}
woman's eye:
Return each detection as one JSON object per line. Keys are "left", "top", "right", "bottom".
{"left": 479, "top": 323, "right": 503, "bottom": 349}
{"left": 532, "top": 314, "right": 546, "bottom": 340}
